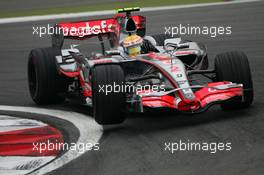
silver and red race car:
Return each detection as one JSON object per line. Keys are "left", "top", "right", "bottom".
{"left": 28, "top": 7, "right": 253, "bottom": 125}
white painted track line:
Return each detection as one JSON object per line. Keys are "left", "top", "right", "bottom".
{"left": 0, "top": 0, "right": 260, "bottom": 24}
{"left": 0, "top": 106, "right": 103, "bottom": 175}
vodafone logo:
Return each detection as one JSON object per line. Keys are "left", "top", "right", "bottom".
{"left": 62, "top": 20, "right": 113, "bottom": 37}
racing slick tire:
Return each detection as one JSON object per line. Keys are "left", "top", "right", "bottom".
{"left": 28, "top": 47, "right": 69, "bottom": 105}
{"left": 214, "top": 51, "right": 254, "bottom": 110}
{"left": 92, "top": 64, "right": 126, "bottom": 125}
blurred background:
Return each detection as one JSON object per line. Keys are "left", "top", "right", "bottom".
{"left": 0, "top": 0, "right": 220, "bottom": 18}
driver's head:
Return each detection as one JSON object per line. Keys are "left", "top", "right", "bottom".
{"left": 122, "top": 34, "right": 143, "bottom": 57}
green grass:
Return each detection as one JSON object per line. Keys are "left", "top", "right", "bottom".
{"left": 0, "top": 0, "right": 221, "bottom": 18}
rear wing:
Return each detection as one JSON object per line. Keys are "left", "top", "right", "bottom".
{"left": 56, "top": 15, "right": 146, "bottom": 39}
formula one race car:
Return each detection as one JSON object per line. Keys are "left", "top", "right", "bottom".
{"left": 28, "top": 7, "right": 253, "bottom": 125}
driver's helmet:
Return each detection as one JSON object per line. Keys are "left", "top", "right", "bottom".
{"left": 122, "top": 34, "right": 143, "bottom": 57}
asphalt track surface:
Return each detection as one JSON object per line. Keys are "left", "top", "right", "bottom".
{"left": 0, "top": 1, "right": 264, "bottom": 175}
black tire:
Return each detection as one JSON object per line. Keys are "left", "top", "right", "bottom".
{"left": 92, "top": 64, "right": 126, "bottom": 125}
{"left": 151, "top": 34, "right": 174, "bottom": 46}
{"left": 214, "top": 51, "right": 254, "bottom": 110}
{"left": 28, "top": 47, "right": 68, "bottom": 105}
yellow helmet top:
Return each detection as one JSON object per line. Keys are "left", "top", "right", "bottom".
{"left": 123, "top": 34, "right": 143, "bottom": 56}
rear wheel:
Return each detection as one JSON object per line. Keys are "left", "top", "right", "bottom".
{"left": 92, "top": 64, "right": 126, "bottom": 124}
{"left": 214, "top": 51, "right": 253, "bottom": 110}
{"left": 28, "top": 47, "right": 69, "bottom": 105}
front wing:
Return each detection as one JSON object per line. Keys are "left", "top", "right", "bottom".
{"left": 140, "top": 82, "right": 243, "bottom": 113}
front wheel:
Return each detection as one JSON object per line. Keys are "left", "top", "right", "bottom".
{"left": 91, "top": 64, "right": 126, "bottom": 125}
{"left": 214, "top": 51, "right": 254, "bottom": 110}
